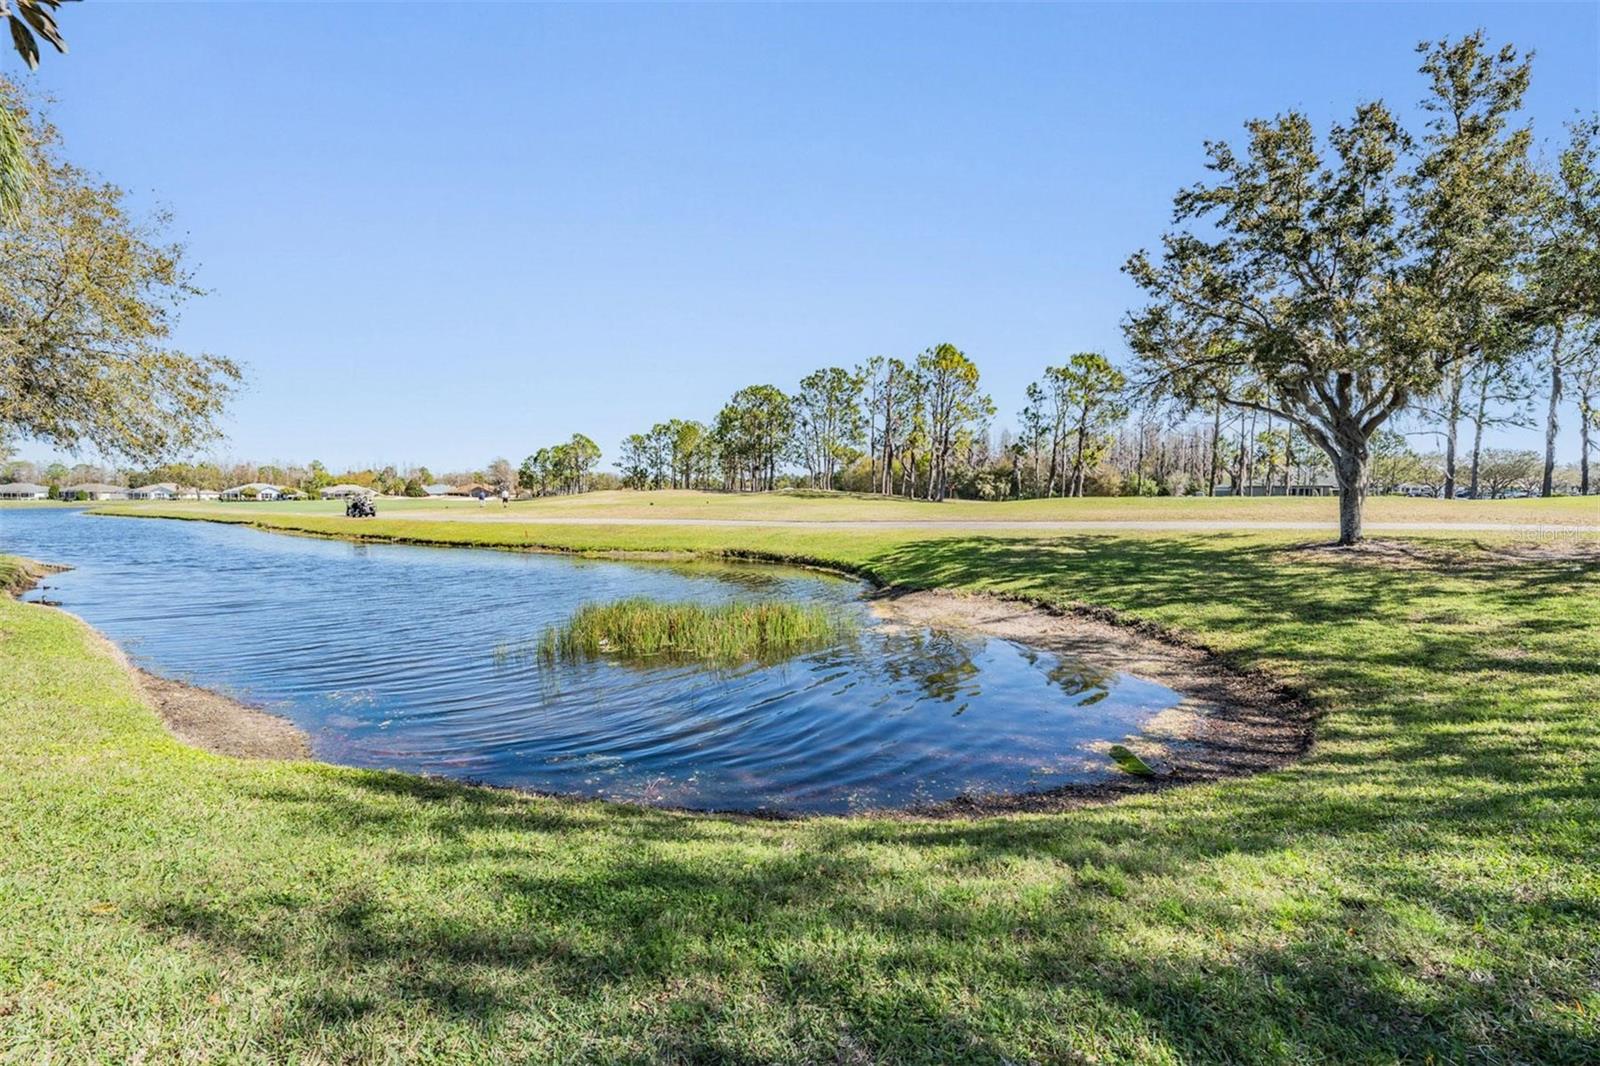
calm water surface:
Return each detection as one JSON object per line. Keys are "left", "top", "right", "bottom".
{"left": 2, "top": 508, "right": 1182, "bottom": 813}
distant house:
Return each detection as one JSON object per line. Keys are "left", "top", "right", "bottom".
{"left": 452, "top": 483, "right": 495, "bottom": 500}
{"left": 0, "top": 482, "right": 48, "bottom": 500}
{"left": 1215, "top": 481, "right": 1340, "bottom": 498}
{"left": 61, "top": 483, "right": 129, "bottom": 501}
{"left": 195, "top": 489, "right": 221, "bottom": 501}
{"left": 128, "top": 482, "right": 179, "bottom": 500}
{"left": 1395, "top": 482, "right": 1438, "bottom": 498}
{"left": 220, "top": 482, "right": 282, "bottom": 501}
{"left": 319, "top": 484, "right": 374, "bottom": 499}
{"left": 423, "top": 483, "right": 454, "bottom": 497}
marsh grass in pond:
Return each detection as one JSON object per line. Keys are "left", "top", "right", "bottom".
{"left": 536, "top": 598, "right": 854, "bottom": 667}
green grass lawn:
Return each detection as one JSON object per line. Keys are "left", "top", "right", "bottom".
{"left": 2, "top": 514, "right": 1598, "bottom": 1062}
{"left": 77, "top": 486, "right": 1600, "bottom": 526}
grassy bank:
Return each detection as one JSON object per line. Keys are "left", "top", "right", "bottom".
{"left": 2, "top": 517, "right": 1598, "bottom": 1062}
{"left": 0, "top": 555, "right": 60, "bottom": 596}
{"left": 0, "top": 554, "right": 34, "bottom": 594}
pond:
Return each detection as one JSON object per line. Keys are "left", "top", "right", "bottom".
{"left": 2, "top": 508, "right": 1185, "bottom": 814}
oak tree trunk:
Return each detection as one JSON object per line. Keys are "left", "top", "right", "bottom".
{"left": 1580, "top": 393, "right": 1593, "bottom": 496}
{"left": 1542, "top": 322, "right": 1565, "bottom": 498}
{"left": 1442, "top": 366, "right": 1463, "bottom": 500}
{"left": 1469, "top": 372, "right": 1490, "bottom": 500}
{"left": 1335, "top": 458, "right": 1368, "bottom": 546}
{"left": 1321, "top": 424, "right": 1373, "bottom": 547}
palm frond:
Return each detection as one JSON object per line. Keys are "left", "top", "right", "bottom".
{"left": 0, "top": 99, "right": 31, "bottom": 223}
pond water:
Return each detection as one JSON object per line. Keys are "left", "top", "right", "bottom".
{"left": 2, "top": 508, "right": 1184, "bottom": 813}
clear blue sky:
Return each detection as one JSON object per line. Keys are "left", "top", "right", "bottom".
{"left": 20, "top": 1, "right": 1600, "bottom": 472}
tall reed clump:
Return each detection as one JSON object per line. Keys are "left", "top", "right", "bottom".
{"left": 538, "top": 598, "right": 853, "bottom": 667}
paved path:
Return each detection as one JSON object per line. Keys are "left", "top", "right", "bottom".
{"left": 391, "top": 514, "right": 1600, "bottom": 534}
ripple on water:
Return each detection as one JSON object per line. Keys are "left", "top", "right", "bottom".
{"left": 3, "top": 508, "right": 1185, "bottom": 813}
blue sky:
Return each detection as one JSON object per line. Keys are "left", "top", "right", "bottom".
{"left": 18, "top": 2, "right": 1600, "bottom": 472}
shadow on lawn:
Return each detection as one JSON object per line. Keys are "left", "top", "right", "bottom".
{"left": 134, "top": 535, "right": 1600, "bottom": 1063}
{"left": 139, "top": 770, "right": 1600, "bottom": 1062}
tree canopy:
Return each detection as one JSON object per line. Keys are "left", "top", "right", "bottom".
{"left": 714, "top": 385, "right": 792, "bottom": 493}
{"left": 1123, "top": 33, "right": 1539, "bottom": 543}
{"left": 0, "top": 88, "right": 241, "bottom": 463}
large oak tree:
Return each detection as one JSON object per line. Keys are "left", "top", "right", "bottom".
{"left": 1124, "top": 34, "right": 1536, "bottom": 543}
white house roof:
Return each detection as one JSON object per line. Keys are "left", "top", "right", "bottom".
{"left": 223, "top": 482, "right": 282, "bottom": 493}
{"left": 322, "top": 483, "right": 373, "bottom": 493}
{"left": 0, "top": 482, "right": 47, "bottom": 493}
{"left": 132, "top": 482, "right": 180, "bottom": 492}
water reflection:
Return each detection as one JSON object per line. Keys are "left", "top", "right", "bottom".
{"left": 866, "top": 629, "right": 983, "bottom": 708}
{"left": 1016, "top": 645, "right": 1114, "bottom": 707}
{"left": 2, "top": 507, "right": 1182, "bottom": 813}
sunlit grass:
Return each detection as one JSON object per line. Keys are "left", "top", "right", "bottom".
{"left": 3, "top": 518, "right": 1598, "bottom": 1063}
{"left": 538, "top": 598, "right": 852, "bottom": 666}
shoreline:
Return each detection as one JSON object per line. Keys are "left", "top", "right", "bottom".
{"left": 87, "top": 507, "right": 892, "bottom": 584}
{"left": 130, "top": 665, "right": 310, "bottom": 761}
{"left": 6, "top": 557, "right": 310, "bottom": 761}
{"left": 5, "top": 529, "right": 1314, "bottom": 817}
{"left": 867, "top": 589, "right": 1315, "bottom": 817}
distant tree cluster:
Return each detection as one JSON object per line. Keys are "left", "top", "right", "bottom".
{"left": 619, "top": 345, "right": 1001, "bottom": 500}
{"left": 516, "top": 435, "right": 603, "bottom": 496}
{"left": 619, "top": 419, "right": 717, "bottom": 492}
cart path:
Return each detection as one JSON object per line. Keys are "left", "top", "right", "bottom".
{"left": 378, "top": 513, "right": 1600, "bottom": 534}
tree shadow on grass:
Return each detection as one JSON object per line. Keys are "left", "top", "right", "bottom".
{"left": 129, "top": 535, "right": 1599, "bottom": 1062}
{"left": 132, "top": 761, "right": 1600, "bottom": 1062}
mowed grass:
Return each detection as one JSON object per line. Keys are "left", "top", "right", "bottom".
{"left": 538, "top": 598, "right": 850, "bottom": 667}
{"left": 83, "top": 486, "right": 1600, "bottom": 525}
{"left": 2, "top": 509, "right": 1599, "bottom": 1062}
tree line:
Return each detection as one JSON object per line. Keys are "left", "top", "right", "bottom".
{"left": 0, "top": 457, "right": 490, "bottom": 498}
{"left": 605, "top": 32, "right": 1599, "bottom": 545}
{"left": 1, "top": 27, "right": 1595, "bottom": 545}
{"left": 621, "top": 345, "right": 1002, "bottom": 501}
{"left": 618, "top": 346, "right": 1139, "bottom": 503}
